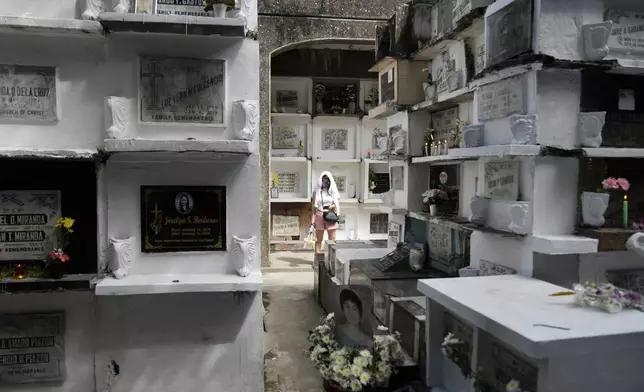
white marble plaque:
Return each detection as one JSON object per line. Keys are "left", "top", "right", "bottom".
{"left": 321, "top": 129, "right": 348, "bottom": 151}
{"left": 0, "top": 191, "right": 61, "bottom": 261}
{"left": 335, "top": 176, "right": 346, "bottom": 193}
{"left": 272, "top": 126, "right": 299, "bottom": 149}
{"left": 483, "top": 160, "right": 519, "bottom": 200}
{"left": 479, "top": 259, "right": 517, "bottom": 276}
{"left": 0, "top": 65, "right": 57, "bottom": 122}
{"left": 140, "top": 57, "right": 225, "bottom": 124}
{"left": 156, "top": 0, "right": 210, "bottom": 16}
{"left": 606, "top": 10, "right": 644, "bottom": 55}
{"left": 478, "top": 75, "right": 525, "bottom": 121}
{"left": 391, "top": 166, "right": 404, "bottom": 191}
{"left": 428, "top": 223, "right": 450, "bottom": 262}
{"left": 272, "top": 215, "right": 299, "bottom": 237}
{"left": 485, "top": 0, "right": 533, "bottom": 68}
{"left": 277, "top": 172, "right": 299, "bottom": 193}
{"left": 388, "top": 221, "right": 401, "bottom": 247}
{"left": 0, "top": 313, "right": 65, "bottom": 384}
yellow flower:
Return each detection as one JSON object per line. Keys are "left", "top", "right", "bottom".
{"left": 62, "top": 217, "right": 75, "bottom": 229}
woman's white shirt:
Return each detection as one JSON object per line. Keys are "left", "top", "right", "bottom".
{"left": 315, "top": 188, "right": 340, "bottom": 215}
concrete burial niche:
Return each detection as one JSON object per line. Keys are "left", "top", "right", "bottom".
{"left": 0, "top": 1, "right": 263, "bottom": 391}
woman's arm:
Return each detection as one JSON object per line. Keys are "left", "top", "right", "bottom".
{"left": 332, "top": 194, "right": 340, "bottom": 216}
{"left": 310, "top": 192, "right": 317, "bottom": 225}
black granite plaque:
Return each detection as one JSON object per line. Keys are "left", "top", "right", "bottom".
{"left": 485, "top": 0, "right": 533, "bottom": 68}
{"left": 374, "top": 244, "right": 409, "bottom": 272}
{"left": 141, "top": 186, "right": 226, "bottom": 253}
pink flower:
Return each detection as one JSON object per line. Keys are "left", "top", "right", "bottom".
{"left": 617, "top": 178, "right": 630, "bottom": 191}
{"left": 602, "top": 177, "right": 619, "bottom": 190}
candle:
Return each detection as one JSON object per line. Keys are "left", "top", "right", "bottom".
{"left": 424, "top": 142, "right": 429, "bottom": 156}
{"left": 624, "top": 194, "right": 629, "bottom": 229}
{"left": 14, "top": 264, "right": 24, "bottom": 280}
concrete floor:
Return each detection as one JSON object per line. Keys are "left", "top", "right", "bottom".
{"left": 264, "top": 251, "right": 325, "bottom": 392}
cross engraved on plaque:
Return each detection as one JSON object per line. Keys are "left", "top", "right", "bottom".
{"left": 141, "top": 60, "right": 163, "bottom": 110}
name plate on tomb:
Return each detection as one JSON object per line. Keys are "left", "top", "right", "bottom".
{"left": 272, "top": 215, "right": 299, "bottom": 237}
{"left": 606, "top": 10, "right": 644, "bottom": 55}
{"left": 321, "top": 129, "right": 348, "bottom": 151}
{"left": 141, "top": 186, "right": 226, "bottom": 252}
{"left": 485, "top": 0, "right": 533, "bottom": 68}
{"left": 483, "top": 160, "right": 519, "bottom": 200}
{"left": 0, "top": 65, "right": 57, "bottom": 122}
{"left": 477, "top": 75, "right": 526, "bottom": 121}
{"left": 0, "top": 313, "right": 65, "bottom": 384}
{"left": 272, "top": 126, "right": 300, "bottom": 150}
{"left": 0, "top": 191, "right": 61, "bottom": 261}
{"left": 156, "top": 0, "right": 210, "bottom": 17}
{"left": 140, "top": 57, "right": 225, "bottom": 125}
{"left": 479, "top": 259, "right": 517, "bottom": 276}
{"left": 276, "top": 172, "right": 299, "bottom": 194}
{"left": 490, "top": 342, "right": 538, "bottom": 392}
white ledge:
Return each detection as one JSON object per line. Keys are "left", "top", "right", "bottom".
{"left": 0, "top": 147, "right": 98, "bottom": 160}
{"left": 410, "top": 87, "right": 474, "bottom": 113}
{"left": 411, "top": 155, "right": 470, "bottom": 164}
{"left": 448, "top": 144, "right": 542, "bottom": 158}
{"left": 368, "top": 56, "right": 397, "bottom": 73}
{"left": 582, "top": 148, "right": 644, "bottom": 158}
{"left": 270, "top": 197, "right": 310, "bottom": 203}
{"left": 271, "top": 156, "right": 308, "bottom": 163}
{"left": 270, "top": 113, "right": 311, "bottom": 125}
{"left": 98, "top": 12, "right": 245, "bottom": 37}
{"left": 104, "top": 138, "right": 251, "bottom": 154}
{"left": 0, "top": 16, "right": 104, "bottom": 37}
{"left": 95, "top": 272, "right": 262, "bottom": 296}
{"left": 531, "top": 234, "right": 598, "bottom": 255}
{"left": 313, "top": 158, "right": 361, "bottom": 163}
{"left": 418, "top": 275, "right": 644, "bottom": 359}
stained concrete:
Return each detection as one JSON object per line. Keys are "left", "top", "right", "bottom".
{"left": 264, "top": 251, "right": 324, "bottom": 392}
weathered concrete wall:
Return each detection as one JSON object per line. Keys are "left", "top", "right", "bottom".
{"left": 258, "top": 0, "right": 406, "bottom": 267}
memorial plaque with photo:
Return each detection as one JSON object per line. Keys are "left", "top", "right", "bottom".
{"left": 321, "top": 129, "right": 348, "bottom": 151}
{"left": 0, "top": 65, "right": 57, "bottom": 122}
{"left": 0, "top": 312, "right": 65, "bottom": 384}
{"left": 491, "top": 342, "right": 538, "bottom": 392}
{"left": 478, "top": 75, "right": 526, "bottom": 121}
{"left": 607, "top": 269, "right": 644, "bottom": 295}
{"left": 335, "top": 176, "right": 346, "bottom": 193}
{"left": 606, "top": 10, "right": 644, "bottom": 55}
{"left": 0, "top": 191, "right": 61, "bottom": 261}
{"left": 156, "top": 0, "right": 209, "bottom": 16}
{"left": 277, "top": 172, "right": 299, "bottom": 193}
{"left": 370, "top": 213, "right": 388, "bottom": 234}
{"left": 483, "top": 160, "right": 519, "bottom": 200}
{"left": 140, "top": 57, "right": 225, "bottom": 124}
{"left": 479, "top": 259, "right": 517, "bottom": 276}
{"left": 272, "top": 126, "right": 300, "bottom": 150}
{"left": 276, "top": 90, "right": 299, "bottom": 109}
{"left": 272, "top": 215, "right": 300, "bottom": 237}
{"left": 486, "top": 0, "right": 533, "bottom": 68}
{"left": 141, "top": 186, "right": 226, "bottom": 252}
{"left": 391, "top": 166, "right": 404, "bottom": 191}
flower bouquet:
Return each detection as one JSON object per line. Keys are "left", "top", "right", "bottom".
{"left": 581, "top": 176, "right": 629, "bottom": 228}
{"left": 573, "top": 281, "right": 644, "bottom": 313}
{"left": 271, "top": 173, "right": 280, "bottom": 198}
{"left": 422, "top": 189, "right": 448, "bottom": 216}
{"left": 307, "top": 313, "right": 404, "bottom": 392}
{"left": 43, "top": 217, "right": 75, "bottom": 279}
{"left": 315, "top": 84, "right": 327, "bottom": 113}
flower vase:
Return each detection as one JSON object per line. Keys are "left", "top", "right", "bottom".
{"left": 316, "top": 101, "right": 324, "bottom": 113}
{"left": 581, "top": 191, "right": 610, "bottom": 228}
{"left": 46, "top": 263, "right": 64, "bottom": 280}
{"left": 212, "top": 3, "right": 228, "bottom": 18}
{"left": 108, "top": 237, "right": 135, "bottom": 279}
{"left": 348, "top": 102, "right": 356, "bottom": 114}
{"left": 232, "top": 236, "right": 256, "bottom": 277}
{"left": 429, "top": 204, "right": 438, "bottom": 216}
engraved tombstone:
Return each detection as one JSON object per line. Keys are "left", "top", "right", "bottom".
{"left": 140, "top": 57, "right": 225, "bottom": 125}
{"left": 0, "top": 65, "right": 57, "bottom": 122}
{"left": 335, "top": 176, "right": 346, "bottom": 193}
{"left": 272, "top": 126, "right": 300, "bottom": 150}
{"left": 276, "top": 172, "right": 299, "bottom": 194}
{"left": 485, "top": 0, "right": 533, "bottom": 68}
{"left": 482, "top": 160, "right": 519, "bottom": 200}
{"left": 156, "top": 0, "right": 210, "bottom": 16}
{"left": 369, "top": 213, "right": 388, "bottom": 234}
{"left": 321, "top": 129, "right": 348, "bottom": 151}
{"left": 605, "top": 10, "right": 644, "bottom": 55}
{"left": 0, "top": 313, "right": 65, "bottom": 384}
{"left": 477, "top": 75, "right": 526, "bottom": 122}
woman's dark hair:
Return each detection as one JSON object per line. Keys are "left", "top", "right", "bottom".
{"left": 339, "top": 289, "right": 362, "bottom": 317}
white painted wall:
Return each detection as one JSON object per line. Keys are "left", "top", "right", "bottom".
{"left": 532, "top": 157, "right": 578, "bottom": 235}
{"left": 0, "top": 292, "right": 95, "bottom": 392}
{"left": 0, "top": 4, "right": 262, "bottom": 392}
{"left": 535, "top": 69, "right": 581, "bottom": 148}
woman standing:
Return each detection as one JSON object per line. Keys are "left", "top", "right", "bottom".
{"left": 310, "top": 171, "right": 340, "bottom": 254}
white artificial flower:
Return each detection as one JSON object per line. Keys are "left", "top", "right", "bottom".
{"left": 377, "top": 325, "right": 389, "bottom": 331}
{"left": 506, "top": 379, "right": 520, "bottom": 392}
{"left": 350, "top": 379, "right": 362, "bottom": 391}
{"left": 351, "top": 365, "right": 363, "bottom": 376}
{"left": 341, "top": 367, "right": 351, "bottom": 377}
{"left": 359, "top": 350, "right": 371, "bottom": 358}
{"left": 322, "top": 336, "right": 330, "bottom": 344}
{"left": 326, "top": 313, "right": 334, "bottom": 321}
{"left": 354, "top": 356, "right": 368, "bottom": 367}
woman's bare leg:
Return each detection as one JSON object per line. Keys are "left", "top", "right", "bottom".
{"left": 315, "top": 230, "right": 325, "bottom": 254}
{"left": 327, "top": 229, "right": 336, "bottom": 241}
